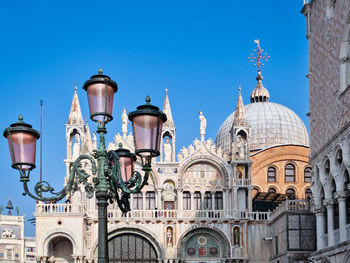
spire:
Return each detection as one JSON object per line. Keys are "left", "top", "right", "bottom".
{"left": 248, "top": 40, "right": 270, "bottom": 103}
{"left": 234, "top": 83, "right": 248, "bottom": 126}
{"left": 162, "top": 88, "right": 174, "bottom": 128}
{"left": 68, "top": 83, "right": 84, "bottom": 125}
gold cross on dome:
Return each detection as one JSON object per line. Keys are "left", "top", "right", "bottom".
{"left": 248, "top": 39, "right": 270, "bottom": 71}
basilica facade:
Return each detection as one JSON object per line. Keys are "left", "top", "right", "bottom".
{"left": 33, "top": 55, "right": 313, "bottom": 262}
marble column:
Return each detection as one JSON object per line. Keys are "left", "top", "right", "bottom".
{"left": 201, "top": 191, "right": 205, "bottom": 210}
{"left": 335, "top": 191, "right": 348, "bottom": 242}
{"left": 211, "top": 191, "right": 215, "bottom": 210}
{"left": 324, "top": 198, "right": 335, "bottom": 246}
{"left": 233, "top": 187, "right": 238, "bottom": 210}
{"left": 143, "top": 191, "right": 146, "bottom": 210}
{"left": 156, "top": 188, "right": 162, "bottom": 209}
{"left": 178, "top": 190, "right": 183, "bottom": 210}
{"left": 314, "top": 205, "right": 326, "bottom": 250}
{"left": 223, "top": 188, "right": 228, "bottom": 210}
{"left": 190, "top": 191, "right": 195, "bottom": 210}
{"left": 248, "top": 188, "right": 252, "bottom": 212}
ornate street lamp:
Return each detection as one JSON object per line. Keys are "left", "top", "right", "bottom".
{"left": 3, "top": 69, "right": 167, "bottom": 263}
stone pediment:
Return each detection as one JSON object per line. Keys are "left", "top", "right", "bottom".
{"left": 177, "top": 138, "right": 227, "bottom": 164}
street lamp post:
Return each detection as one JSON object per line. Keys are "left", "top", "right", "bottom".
{"left": 3, "top": 69, "right": 167, "bottom": 263}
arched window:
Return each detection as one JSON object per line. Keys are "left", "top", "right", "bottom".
{"left": 215, "top": 192, "right": 223, "bottom": 210}
{"left": 304, "top": 167, "right": 312, "bottom": 182}
{"left": 204, "top": 192, "right": 212, "bottom": 210}
{"left": 133, "top": 192, "right": 143, "bottom": 210}
{"left": 183, "top": 192, "right": 191, "bottom": 210}
{"left": 285, "top": 164, "right": 295, "bottom": 182}
{"left": 268, "top": 187, "right": 276, "bottom": 193}
{"left": 194, "top": 192, "right": 201, "bottom": 210}
{"left": 145, "top": 192, "right": 155, "bottom": 210}
{"left": 267, "top": 167, "right": 276, "bottom": 182}
{"left": 305, "top": 188, "right": 312, "bottom": 200}
{"left": 286, "top": 188, "right": 295, "bottom": 200}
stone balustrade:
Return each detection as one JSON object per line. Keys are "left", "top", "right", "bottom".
{"left": 36, "top": 203, "right": 85, "bottom": 214}
{"left": 86, "top": 209, "right": 270, "bottom": 222}
{"left": 233, "top": 178, "right": 251, "bottom": 186}
{"left": 269, "top": 199, "right": 311, "bottom": 222}
{"left": 36, "top": 203, "right": 270, "bottom": 221}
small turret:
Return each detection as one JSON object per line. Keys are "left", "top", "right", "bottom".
{"left": 250, "top": 70, "right": 270, "bottom": 103}
{"left": 6, "top": 198, "right": 13, "bottom": 215}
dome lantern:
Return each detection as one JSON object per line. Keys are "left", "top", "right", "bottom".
{"left": 250, "top": 70, "right": 270, "bottom": 103}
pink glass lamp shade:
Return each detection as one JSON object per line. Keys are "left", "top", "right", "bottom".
{"left": 82, "top": 68, "right": 118, "bottom": 123}
{"left": 114, "top": 145, "right": 136, "bottom": 182}
{"left": 3, "top": 115, "right": 40, "bottom": 171}
{"left": 128, "top": 96, "right": 167, "bottom": 159}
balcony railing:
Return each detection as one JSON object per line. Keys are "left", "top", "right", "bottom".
{"left": 233, "top": 178, "right": 251, "bottom": 186}
{"left": 36, "top": 203, "right": 85, "bottom": 214}
{"left": 36, "top": 203, "right": 270, "bottom": 221}
{"left": 269, "top": 199, "right": 311, "bottom": 222}
{"left": 102, "top": 209, "right": 270, "bottom": 221}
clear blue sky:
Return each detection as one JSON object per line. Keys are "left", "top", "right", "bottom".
{"left": 0, "top": 1, "right": 308, "bottom": 236}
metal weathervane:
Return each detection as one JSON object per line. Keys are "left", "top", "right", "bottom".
{"left": 248, "top": 39, "right": 270, "bottom": 71}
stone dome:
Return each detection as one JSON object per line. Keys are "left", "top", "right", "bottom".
{"left": 215, "top": 102, "right": 309, "bottom": 153}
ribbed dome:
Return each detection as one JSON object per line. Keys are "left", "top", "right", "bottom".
{"left": 215, "top": 102, "right": 309, "bottom": 153}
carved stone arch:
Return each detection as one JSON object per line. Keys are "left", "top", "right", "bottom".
{"left": 342, "top": 136, "right": 350, "bottom": 169}
{"left": 178, "top": 155, "right": 229, "bottom": 188}
{"left": 334, "top": 164, "right": 348, "bottom": 191}
{"left": 42, "top": 229, "right": 77, "bottom": 256}
{"left": 176, "top": 226, "right": 231, "bottom": 258}
{"left": 215, "top": 186, "right": 223, "bottom": 192}
{"left": 162, "top": 130, "right": 174, "bottom": 140}
{"left": 323, "top": 175, "right": 337, "bottom": 200}
{"left": 319, "top": 156, "right": 332, "bottom": 186}
{"left": 312, "top": 173, "right": 324, "bottom": 205}
{"left": 90, "top": 225, "right": 165, "bottom": 260}
{"left": 205, "top": 186, "right": 212, "bottom": 192}
{"left": 235, "top": 129, "right": 248, "bottom": 140}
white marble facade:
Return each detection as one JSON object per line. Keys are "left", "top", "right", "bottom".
{"left": 34, "top": 86, "right": 312, "bottom": 263}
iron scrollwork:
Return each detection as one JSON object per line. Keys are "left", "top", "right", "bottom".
{"left": 19, "top": 155, "right": 97, "bottom": 202}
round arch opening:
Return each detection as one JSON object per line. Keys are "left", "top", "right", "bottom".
{"left": 47, "top": 236, "right": 74, "bottom": 263}
{"left": 107, "top": 233, "right": 159, "bottom": 262}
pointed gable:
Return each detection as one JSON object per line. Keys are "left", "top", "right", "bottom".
{"left": 163, "top": 88, "right": 174, "bottom": 128}
{"left": 68, "top": 85, "right": 84, "bottom": 125}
